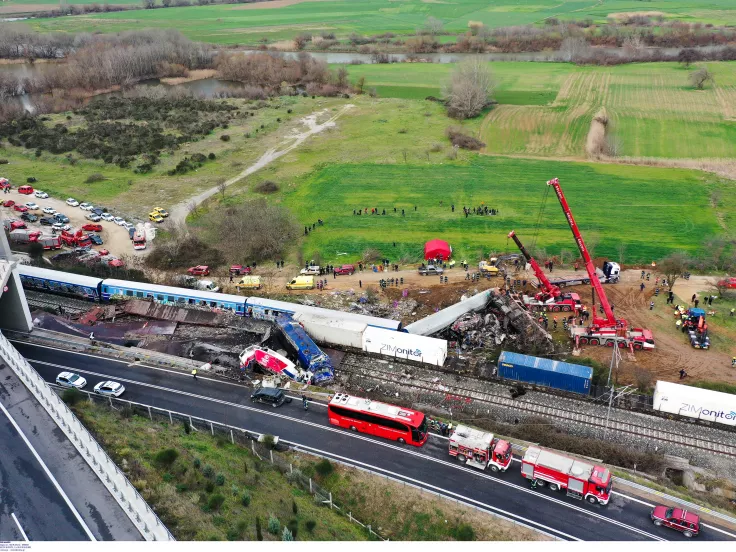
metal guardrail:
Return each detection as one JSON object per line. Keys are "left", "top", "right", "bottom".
{"left": 0, "top": 331, "right": 174, "bottom": 541}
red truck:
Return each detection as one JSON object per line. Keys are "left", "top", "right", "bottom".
{"left": 39, "top": 235, "right": 62, "bottom": 250}
{"left": 82, "top": 223, "right": 103, "bottom": 232}
{"left": 230, "top": 265, "right": 252, "bottom": 275}
{"left": 448, "top": 425, "right": 512, "bottom": 472}
{"left": 334, "top": 264, "right": 356, "bottom": 276}
{"left": 521, "top": 446, "right": 612, "bottom": 505}
{"left": 60, "top": 230, "right": 92, "bottom": 248}
{"left": 3, "top": 219, "right": 26, "bottom": 231}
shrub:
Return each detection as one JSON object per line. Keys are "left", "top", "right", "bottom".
{"left": 0, "top": 159, "right": 8, "bottom": 164}
{"left": 193, "top": 458, "right": 201, "bottom": 468}
{"left": 203, "top": 465, "right": 215, "bottom": 478}
{"left": 231, "top": 484, "right": 239, "bottom": 496}
{"left": 268, "top": 515, "right": 280, "bottom": 535}
{"left": 85, "top": 173, "right": 105, "bottom": 183}
{"left": 282, "top": 527, "right": 293, "bottom": 541}
{"left": 256, "top": 517, "right": 263, "bottom": 541}
{"left": 292, "top": 500, "right": 298, "bottom": 515}
{"left": 254, "top": 180, "right": 279, "bottom": 194}
{"left": 287, "top": 518, "right": 298, "bottom": 539}
{"left": 154, "top": 448, "right": 179, "bottom": 467}
{"left": 446, "top": 127, "right": 485, "bottom": 150}
{"left": 205, "top": 481, "right": 215, "bottom": 493}
{"left": 61, "top": 388, "right": 83, "bottom": 406}
{"left": 241, "top": 492, "right": 251, "bottom": 507}
{"left": 220, "top": 134, "right": 231, "bottom": 142}
{"left": 207, "top": 494, "right": 225, "bottom": 511}
{"left": 208, "top": 152, "right": 216, "bottom": 160}
{"left": 183, "top": 420, "right": 191, "bottom": 434}
{"left": 27, "top": 177, "right": 37, "bottom": 183}
{"left": 305, "top": 520, "right": 317, "bottom": 533}
{"left": 216, "top": 474, "right": 225, "bottom": 486}
{"left": 176, "top": 483, "right": 188, "bottom": 493}
{"left": 451, "top": 523, "right": 475, "bottom": 541}
{"left": 315, "top": 459, "right": 334, "bottom": 478}
{"left": 261, "top": 434, "right": 276, "bottom": 449}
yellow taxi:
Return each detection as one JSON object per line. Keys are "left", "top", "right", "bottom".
{"left": 148, "top": 212, "right": 164, "bottom": 223}
{"left": 153, "top": 207, "right": 169, "bottom": 217}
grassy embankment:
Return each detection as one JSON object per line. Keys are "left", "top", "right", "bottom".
{"left": 16, "top": 0, "right": 736, "bottom": 44}
{"left": 71, "top": 398, "right": 543, "bottom": 541}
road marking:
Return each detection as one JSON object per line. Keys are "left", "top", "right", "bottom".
{"left": 29, "top": 357, "right": 670, "bottom": 541}
{"left": 0, "top": 401, "right": 96, "bottom": 541}
{"left": 11, "top": 513, "right": 28, "bottom": 542}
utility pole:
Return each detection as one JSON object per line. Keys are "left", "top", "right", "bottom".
{"left": 603, "top": 342, "right": 621, "bottom": 439}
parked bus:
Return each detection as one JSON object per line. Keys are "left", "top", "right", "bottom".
{"left": 327, "top": 393, "right": 428, "bottom": 446}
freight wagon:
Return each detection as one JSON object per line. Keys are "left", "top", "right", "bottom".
{"left": 653, "top": 380, "right": 736, "bottom": 427}
{"left": 497, "top": 351, "right": 593, "bottom": 395}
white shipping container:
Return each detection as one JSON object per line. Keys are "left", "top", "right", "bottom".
{"left": 292, "top": 312, "right": 366, "bottom": 349}
{"left": 653, "top": 380, "right": 736, "bottom": 427}
{"left": 362, "top": 326, "right": 447, "bottom": 366}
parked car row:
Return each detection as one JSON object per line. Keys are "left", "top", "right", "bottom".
{"left": 56, "top": 371, "right": 126, "bottom": 397}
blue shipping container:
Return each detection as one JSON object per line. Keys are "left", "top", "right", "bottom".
{"left": 497, "top": 351, "right": 593, "bottom": 395}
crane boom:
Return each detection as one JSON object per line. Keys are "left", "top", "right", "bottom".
{"left": 507, "top": 231, "right": 560, "bottom": 298}
{"left": 546, "top": 178, "right": 618, "bottom": 327}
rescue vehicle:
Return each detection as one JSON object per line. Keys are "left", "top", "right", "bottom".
{"left": 521, "top": 446, "right": 612, "bottom": 505}
{"left": 448, "top": 425, "right": 512, "bottom": 472}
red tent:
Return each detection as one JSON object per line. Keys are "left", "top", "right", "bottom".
{"left": 424, "top": 239, "right": 452, "bottom": 261}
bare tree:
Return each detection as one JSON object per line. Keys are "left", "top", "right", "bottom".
{"left": 689, "top": 67, "right": 714, "bottom": 90}
{"left": 423, "top": 17, "right": 444, "bottom": 36}
{"left": 658, "top": 251, "right": 690, "bottom": 290}
{"left": 187, "top": 200, "right": 199, "bottom": 217}
{"left": 678, "top": 48, "right": 702, "bottom": 68}
{"left": 294, "top": 34, "right": 311, "bottom": 51}
{"left": 142, "top": 0, "right": 156, "bottom": 8}
{"left": 217, "top": 179, "right": 227, "bottom": 199}
{"left": 443, "top": 58, "right": 495, "bottom": 119}
{"left": 560, "top": 37, "right": 590, "bottom": 62}
{"left": 616, "top": 242, "right": 626, "bottom": 265}
{"left": 604, "top": 134, "right": 624, "bottom": 157}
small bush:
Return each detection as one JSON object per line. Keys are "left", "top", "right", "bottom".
{"left": 205, "top": 481, "right": 215, "bottom": 493}
{"left": 86, "top": 173, "right": 105, "bottom": 183}
{"left": 287, "top": 109, "right": 292, "bottom": 114}
{"left": 287, "top": 518, "right": 298, "bottom": 539}
{"left": 256, "top": 517, "right": 263, "bottom": 541}
{"left": 216, "top": 474, "right": 225, "bottom": 486}
{"left": 193, "top": 458, "right": 201, "bottom": 468}
{"left": 208, "top": 152, "right": 216, "bottom": 160}
{"left": 292, "top": 500, "right": 298, "bottom": 515}
{"left": 27, "top": 177, "right": 37, "bottom": 183}
{"left": 446, "top": 127, "right": 485, "bottom": 150}
{"left": 207, "top": 494, "right": 225, "bottom": 511}
{"left": 305, "top": 520, "right": 316, "bottom": 533}
{"left": 203, "top": 465, "right": 215, "bottom": 478}
{"left": 154, "top": 448, "right": 179, "bottom": 467}
{"left": 315, "top": 459, "right": 334, "bottom": 478}
{"left": 175, "top": 483, "right": 188, "bottom": 493}
{"left": 241, "top": 492, "right": 251, "bottom": 507}
{"left": 451, "top": 523, "right": 475, "bottom": 541}
{"left": 0, "top": 159, "right": 8, "bottom": 164}
{"left": 120, "top": 405, "right": 134, "bottom": 419}
{"left": 268, "top": 515, "right": 280, "bottom": 535}
{"left": 220, "top": 134, "right": 231, "bottom": 142}
{"left": 231, "top": 484, "right": 239, "bottom": 496}
{"left": 183, "top": 421, "right": 191, "bottom": 434}
{"left": 261, "top": 435, "right": 275, "bottom": 449}
{"left": 163, "top": 473, "right": 174, "bottom": 482}
{"left": 282, "top": 527, "right": 293, "bottom": 541}
{"left": 61, "top": 388, "right": 83, "bottom": 405}
{"left": 255, "top": 180, "right": 279, "bottom": 194}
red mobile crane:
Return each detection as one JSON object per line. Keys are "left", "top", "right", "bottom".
{"left": 547, "top": 178, "right": 654, "bottom": 350}
{"left": 507, "top": 230, "right": 582, "bottom": 313}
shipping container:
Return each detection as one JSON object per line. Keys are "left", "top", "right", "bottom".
{"left": 292, "top": 312, "right": 366, "bottom": 349}
{"left": 362, "top": 326, "right": 447, "bottom": 366}
{"left": 497, "top": 351, "right": 592, "bottom": 395}
{"left": 653, "top": 381, "right": 736, "bottom": 427}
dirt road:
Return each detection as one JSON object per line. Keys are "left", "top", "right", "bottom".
{"left": 169, "top": 105, "right": 355, "bottom": 225}
{"left": 2, "top": 188, "right": 137, "bottom": 259}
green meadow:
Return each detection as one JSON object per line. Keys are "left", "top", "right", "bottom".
{"left": 16, "top": 0, "right": 736, "bottom": 44}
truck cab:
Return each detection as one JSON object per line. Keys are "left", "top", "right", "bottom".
{"left": 448, "top": 425, "right": 513, "bottom": 472}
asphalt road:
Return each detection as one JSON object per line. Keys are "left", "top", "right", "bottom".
{"left": 0, "top": 390, "right": 90, "bottom": 541}
{"left": 13, "top": 341, "right": 736, "bottom": 542}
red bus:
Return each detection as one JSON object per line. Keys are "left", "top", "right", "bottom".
{"left": 327, "top": 393, "right": 428, "bottom": 446}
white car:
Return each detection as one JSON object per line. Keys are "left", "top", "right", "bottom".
{"left": 80, "top": 203, "right": 94, "bottom": 211}
{"left": 66, "top": 198, "right": 79, "bottom": 207}
{"left": 56, "top": 371, "right": 87, "bottom": 389}
{"left": 42, "top": 206, "right": 56, "bottom": 215}
{"left": 101, "top": 213, "right": 115, "bottom": 222}
{"left": 122, "top": 221, "right": 135, "bottom": 230}
{"left": 113, "top": 217, "right": 126, "bottom": 226}
{"left": 25, "top": 202, "right": 39, "bottom": 210}
{"left": 94, "top": 381, "right": 125, "bottom": 397}
{"left": 85, "top": 214, "right": 102, "bottom": 222}
{"left": 34, "top": 190, "right": 49, "bottom": 199}
{"left": 52, "top": 222, "right": 71, "bottom": 232}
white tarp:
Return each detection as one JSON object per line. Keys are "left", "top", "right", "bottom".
{"left": 362, "top": 326, "right": 447, "bottom": 366}
{"left": 653, "top": 380, "right": 736, "bottom": 427}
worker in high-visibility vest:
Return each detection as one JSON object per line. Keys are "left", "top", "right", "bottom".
{"left": 192, "top": 369, "right": 197, "bottom": 381}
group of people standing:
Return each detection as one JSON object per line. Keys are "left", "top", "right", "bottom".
{"left": 461, "top": 205, "right": 499, "bottom": 218}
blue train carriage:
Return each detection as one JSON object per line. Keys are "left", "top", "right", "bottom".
{"left": 497, "top": 351, "right": 593, "bottom": 395}
{"left": 245, "top": 297, "right": 402, "bottom": 332}
{"left": 276, "top": 315, "right": 334, "bottom": 384}
{"left": 100, "top": 279, "right": 247, "bottom": 315}
{"left": 17, "top": 265, "right": 103, "bottom": 301}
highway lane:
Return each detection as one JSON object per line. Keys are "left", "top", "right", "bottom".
{"left": 14, "top": 341, "right": 736, "bottom": 542}
{"left": 0, "top": 397, "right": 91, "bottom": 541}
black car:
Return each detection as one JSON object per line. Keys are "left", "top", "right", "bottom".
{"left": 87, "top": 233, "right": 103, "bottom": 245}
{"left": 21, "top": 213, "right": 38, "bottom": 222}
{"left": 39, "top": 217, "right": 55, "bottom": 226}
{"left": 250, "top": 387, "right": 292, "bottom": 408}
{"left": 54, "top": 213, "right": 70, "bottom": 223}
{"left": 92, "top": 208, "right": 105, "bottom": 216}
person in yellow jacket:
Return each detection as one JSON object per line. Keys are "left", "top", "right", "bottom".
{"left": 192, "top": 369, "right": 197, "bottom": 381}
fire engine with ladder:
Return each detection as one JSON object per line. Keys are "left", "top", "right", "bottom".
{"left": 547, "top": 178, "right": 654, "bottom": 351}
{"left": 522, "top": 446, "right": 612, "bottom": 505}
{"left": 448, "top": 425, "right": 512, "bottom": 472}
{"left": 507, "top": 230, "right": 583, "bottom": 313}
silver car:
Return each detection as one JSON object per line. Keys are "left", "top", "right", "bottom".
{"left": 56, "top": 371, "right": 87, "bottom": 389}
{"left": 94, "top": 381, "right": 125, "bottom": 397}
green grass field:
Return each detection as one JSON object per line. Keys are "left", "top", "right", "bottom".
{"left": 278, "top": 156, "right": 734, "bottom": 264}
{"left": 347, "top": 61, "right": 736, "bottom": 159}
{"left": 12, "top": 0, "right": 736, "bottom": 44}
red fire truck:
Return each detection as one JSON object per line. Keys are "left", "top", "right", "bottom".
{"left": 521, "top": 446, "right": 612, "bottom": 505}
{"left": 448, "top": 425, "right": 512, "bottom": 472}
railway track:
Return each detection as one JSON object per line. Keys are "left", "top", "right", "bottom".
{"left": 24, "top": 291, "right": 91, "bottom": 315}
{"left": 338, "top": 357, "right": 736, "bottom": 459}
